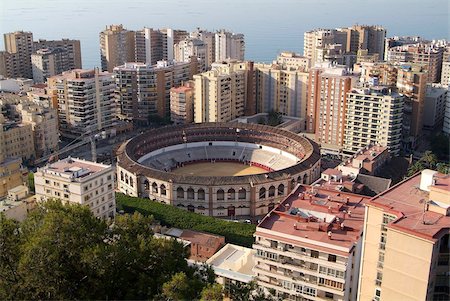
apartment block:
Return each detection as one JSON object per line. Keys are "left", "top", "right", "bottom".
{"left": 387, "top": 43, "right": 444, "bottom": 83}
{"left": 114, "top": 60, "right": 195, "bottom": 124}
{"left": 100, "top": 24, "right": 135, "bottom": 72}
{"left": 444, "top": 85, "right": 450, "bottom": 135}
{"left": 396, "top": 64, "right": 427, "bottom": 151}
{"left": 255, "top": 52, "right": 309, "bottom": 119}
{"left": 0, "top": 31, "right": 34, "bottom": 79}
{"left": 135, "top": 27, "right": 189, "bottom": 65}
{"left": 170, "top": 81, "right": 194, "bottom": 125}
{"left": 358, "top": 169, "right": 450, "bottom": 301}
{"left": 423, "top": 84, "right": 448, "bottom": 130}
{"left": 0, "top": 112, "right": 35, "bottom": 162}
{"left": 304, "top": 25, "right": 386, "bottom": 67}
{"left": 31, "top": 48, "right": 70, "bottom": 83}
{"left": 344, "top": 87, "right": 403, "bottom": 156}
{"left": 307, "top": 63, "right": 358, "bottom": 154}
{"left": 190, "top": 29, "right": 216, "bottom": 69}
{"left": 193, "top": 60, "right": 251, "bottom": 123}
{"left": 33, "top": 38, "right": 82, "bottom": 70}
{"left": 174, "top": 37, "right": 208, "bottom": 72}
{"left": 441, "top": 61, "right": 450, "bottom": 86}
{"left": 48, "top": 69, "right": 116, "bottom": 138}
{"left": 215, "top": 30, "right": 245, "bottom": 62}
{"left": 34, "top": 157, "right": 116, "bottom": 219}
{"left": 354, "top": 62, "right": 398, "bottom": 87}
{"left": 0, "top": 157, "right": 26, "bottom": 198}
{"left": 254, "top": 184, "right": 368, "bottom": 301}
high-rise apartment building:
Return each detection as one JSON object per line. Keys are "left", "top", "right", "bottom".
{"left": 444, "top": 85, "right": 450, "bottom": 135}
{"left": 135, "top": 28, "right": 189, "bottom": 65}
{"left": 31, "top": 48, "right": 69, "bottom": 83}
{"left": 174, "top": 38, "right": 208, "bottom": 72}
{"left": 170, "top": 81, "right": 195, "bottom": 125}
{"left": 190, "top": 29, "right": 216, "bottom": 69}
{"left": 100, "top": 24, "right": 135, "bottom": 72}
{"left": 358, "top": 169, "right": 450, "bottom": 301}
{"left": 304, "top": 25, "right": 386, "bottom": 67}
{"left": 423, "top": 84, "right": 448, "bottom": 130}
{"left": 440, "top": 61, "right": 450, "bottom": 86}
{"left": 114, "top": 60, "right": 195, "bottom": 124}
{"left": 307, "top": 64, "right": 358, "bottom": 153}
{"left": 215, "top": 30, "right": 245, "bottom": 62}
{"left": 48, "top": 69, "right": 116, "bottom": 138}
{"left": 33, "top": 38, "right": 82, "bottom": 70}
{"left": 255, "top": 52, "right": 309, "bottom": 120}
{"left": 344, "top": 87, "right": 403, "bottom": 155}
{"left": 193, "top": 60, "right": 250, "bottom": 123}
{"left": 354, "top": 62, "right": 398, "bottom": 87}
{"left": 253, "top": 184, "right": 368, "bottom": 301}
{"left": 387, "top": 44, "right": 444, "bottom": 83}
{"left": 396, "top": 64, "right": 427, "bottom": 150}
{"left": 34, "top": 157, "right": 116, "bottom": 219}
{"left": 0, "top": 31, "right": 34, "bottom": 79}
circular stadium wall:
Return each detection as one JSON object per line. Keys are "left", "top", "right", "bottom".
{"left": 116, "top": 122, "right": 321, "bottom": 218}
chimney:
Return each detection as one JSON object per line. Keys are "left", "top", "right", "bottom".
{"left": 340, "top": 222, "right": 345, "bottom": 230}
{"left": 328, "top": 231, "right": 332, "bottom": 240}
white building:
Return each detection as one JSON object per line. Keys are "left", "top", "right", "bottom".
{"left": 423, "top": 84, "right": 448, "bottom": 130}
{"left": 215, "top": 30, "right": 245, "bottom": 62}
{"left": 194, "top": 60, "right": 249, "bottom": 123}
{"left": 34, "top": 157, "right": 115, "bottom": 219}
{"left": 441, "top": 61, "right": 450, "bottom": 86}
{"left": 206, "top": 244, "right": 255, "bottom": 295}
{"left": 48, "top": 68, "right": 116, "bottom": 138}
{"left": 174, "top": 38, "right": 208, "bottom": 72}
{"left": 253, "top": 184, "right": 368, "bottom": 301}
{"left": 344, "top": 86, "right": 403, "bottom": 155}
{"left": 0, "top": 76, "right": 32, "bottom": 93}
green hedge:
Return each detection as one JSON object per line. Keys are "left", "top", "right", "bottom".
{"left": 116, "top": 193, "right": 256, "bottom": 247}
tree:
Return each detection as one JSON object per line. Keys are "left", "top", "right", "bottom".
{"left": 0, "top": 200, "right": 212, "bottom": 300}
{"left": 266, "top": 110, "right": 283, "bottom": 127}
{"left": 27, "top": 172, "right": 35, "bottom": 193}
{"left": 201, "top": 283, "right": 223, "bottom": 301}
{"left": 161, "top": 272, "right": 192, "bottom": 300}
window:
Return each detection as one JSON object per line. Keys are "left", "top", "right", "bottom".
{"left": 311, "top": 250, "right": 319, "bottom": 258}
{"left": 268, "top": 186, "right": 275, "bottom": 197}
{"left": 238, "top": 188, "right": 246, "bottom": 199}
{"left": 278, "top": 184, "right": 285, "bottom": 195}
{"left": 217, "top": 189, "right": 224, "bottom": 201}
{"left": 129, "top": 177, "right": 134, "bottom": 187}
{"left": 177, "top": 187, "right": 184, "bottom": 199}
{"left": 227, "top": 188, "right": 235, "bottom": 200}
{"left": 259, "top": 187, "right": 266, "bottom": 199}
{"left": 187, "top": 188, "right": 194, "bottom": 199}
{"left": 198, "top": 188, "right": 205, "bottom": 200}
{"left": 152, "top": 182, "right": 158, "bottom": 193}
{"left": 376, "top": 271, "right": 383, "bottom": 286}
{"left": 160, "top": 184, "right": 166, "bottom": 196}
{"left": 45, "top": 179, "right": 50, "bottom": 184}
{"left": 328, "top": 254, "right": 336, "bottom": 262}
{"left": 374, "top": 288, "right": 381, "bottom": 301}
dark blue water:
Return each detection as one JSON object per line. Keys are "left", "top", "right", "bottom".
{"left": 1, "top": 0, "right": 448, "bottom": 69}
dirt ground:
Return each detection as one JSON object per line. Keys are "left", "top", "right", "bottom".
{"left": 171, "top": 162, "right": 267, "bottom": 176}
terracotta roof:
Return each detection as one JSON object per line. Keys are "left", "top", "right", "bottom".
{"left": 257, "top": 185, "right": 368, "bottom": 253}
{"left": 368, "top": 172, "right": 450, "bottom": 241}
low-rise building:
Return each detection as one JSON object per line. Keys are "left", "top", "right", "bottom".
{"left": 207, "top": 243, "right": 255, "bottom": 296}
{"left": 0, "top": 114, "right": 35, "bottom": 162}
{"left": 338, "top": 145, "right": 390, "bottom": 177}
{"left": 34, "top": 157, "right": 116, "bottom": 219}
{"left": 165, "top": 228, "right": 225, "bottom": 262}
{"left": 254, "top": 184, "right": 369, "bottom": 301}
{"left": 358, "top": 170, "right": 450, "bottom": 301}
{"left": 1, "top": 185, "right": 35, "bottom": 221}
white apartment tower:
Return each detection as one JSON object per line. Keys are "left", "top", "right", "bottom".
{"left": 48, "top": 69, "right": 116, "bottom": 138}
{"left": 215, "top": 30, "right": 245, "bottom": 62}
{"left": 34, "top": 157, "right": 116, "bottom": 219}
{"left": 344, "top": 86, "right": 404, "bottom": 155}
{"left": 194, "top": 61, "right": 249, "bottom": 123}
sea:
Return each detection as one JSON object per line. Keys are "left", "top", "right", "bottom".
{"left": 0, "top": 0, "right": 448, "bottom": 69}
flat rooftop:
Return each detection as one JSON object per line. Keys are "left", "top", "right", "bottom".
{"left": 39, "top": 157, "right": 110, "bottom": 180}
{"left": 206, "top": 243, "right": 255, "bottom": 283}
{"left": 368, "top": 172, "right": 450, "bottom": 241}
{"left": 257, "top": 185, "right": 368, "bottom": 255}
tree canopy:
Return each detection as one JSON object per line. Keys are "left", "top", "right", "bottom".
{"left": 0, "top": 200, "right": 217, "bottom": 300}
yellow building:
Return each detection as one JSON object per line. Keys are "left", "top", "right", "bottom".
{"left": 358, "top": 169, "right": 450, "bottom": 301}
{"left": 0, "top": 157, "right": 26, "bottom": 198}
{"left": 100, "top": 24, "right": 135, "bottom": 72}
{"left": 0, "top": 114, "right": 35, "bottom": 162}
